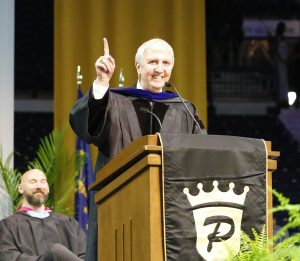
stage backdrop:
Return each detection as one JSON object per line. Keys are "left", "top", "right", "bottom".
{"left": 54, "top": 0, "right": 207, "bottom": 210}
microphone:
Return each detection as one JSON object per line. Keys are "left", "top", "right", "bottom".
{"left": 164, "top": 81, "right": 202, "bottom": 134}
{"left": 139, "top": 106, "right": 163, "bottom": 133}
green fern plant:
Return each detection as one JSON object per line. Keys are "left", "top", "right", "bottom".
{"left": 27, "top": 129, "right": 64, "bottom": 208}
{"left": 0, "top": 149, "right": 22, "bottom": 212}
{"left": 226, "top": 226, "right": 269, "bottom": 261}
{"left": 1, "top": 128, "right": 85, "bottom": 216}
{"left": 226, "top": 190, "right": 300, "bottom": 260}
{"left": 28, "top": 128, "right": 86, "bottom": 216}
{"left": 272, "top": 189, "right": 300, "bottom": 260}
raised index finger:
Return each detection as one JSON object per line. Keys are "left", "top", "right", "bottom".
{"left": 103, "top": 37, "right": 109, "bottom": 56}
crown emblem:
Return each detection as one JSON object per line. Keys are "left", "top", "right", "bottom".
{"left": 183, "top": 181, "right": 249, "bottom": 208}
{"left": 183, "top": 181, "right": 250, "bottom": 260}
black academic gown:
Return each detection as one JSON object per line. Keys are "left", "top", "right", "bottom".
{"left": 69, "top": 87, "right": 205, "bottom": 261}
{"left": 0, "top": 212, "right": 86, "bottom": 261}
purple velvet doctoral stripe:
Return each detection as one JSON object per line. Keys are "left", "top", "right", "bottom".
{"left": 109, "top": 87, "right": 178, "bottom": 100}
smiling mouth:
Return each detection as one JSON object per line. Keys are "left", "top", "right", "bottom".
{"left": 152, "top": 75, "right": 164, "bottom": 79}
{"left": 34, "top": 191, "right": 44, "bottom": 196}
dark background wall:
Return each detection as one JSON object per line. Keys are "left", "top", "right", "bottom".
{"left": 15, "top": 0, "right": 53, "bottom": 99}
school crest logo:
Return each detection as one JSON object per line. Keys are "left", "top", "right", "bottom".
{"left": 183, "top": 181, "right": 249, "bottom": 260}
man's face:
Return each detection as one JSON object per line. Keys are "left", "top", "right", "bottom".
{"left": 19, "top": 169, "right": 49, "bottom": 207}
{"left": 136, "top": 43, "right": 174, "bottom": 93}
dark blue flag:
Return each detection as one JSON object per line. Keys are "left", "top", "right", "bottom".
{"left": 75, "top": 88, "right": 94, "bottom": 233}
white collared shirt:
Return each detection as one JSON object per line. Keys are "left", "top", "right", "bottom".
{"left": 27, "top": 210, "right": 50, "bottom": 219}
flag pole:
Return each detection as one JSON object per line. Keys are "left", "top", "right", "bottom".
{"left": 118, "top": 68, "right": 125, "bottom": 87}
{"left": 76, "top": 65, "right": 83, "bottom": 89}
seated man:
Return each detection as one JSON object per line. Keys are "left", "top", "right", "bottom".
{"left": 0, "top": 169, "right": 86, "bottom": 261}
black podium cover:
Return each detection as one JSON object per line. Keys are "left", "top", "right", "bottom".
{"left": 160, "top": 134, "right": 266, "bottom": 261}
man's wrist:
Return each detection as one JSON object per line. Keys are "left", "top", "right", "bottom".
{"left": 93, "top": 80, "right": 109, "bottom": 99}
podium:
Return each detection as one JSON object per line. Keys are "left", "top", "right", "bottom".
{"left": 89, "top": 134, "right": 279, "bottom": 261}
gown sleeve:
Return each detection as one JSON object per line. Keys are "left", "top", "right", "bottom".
{"left": 69, "top": 88, "right": 111, "bottom": 146}
{"left": 68, "top": 218, "right": 86, "bottom": 259}
{"left": 0, "top": 220, "right": 43, "bottom": 261}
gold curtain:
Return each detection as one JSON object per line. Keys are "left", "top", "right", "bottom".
{"left": 54, "top": 0, "right": 207, "bottom": 209}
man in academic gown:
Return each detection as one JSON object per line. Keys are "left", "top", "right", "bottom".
{"left": 0, "top": 169, "right": 86, "bottom": 261}
{"left": 69, "top": 38, "right": 206, "bottom": 261}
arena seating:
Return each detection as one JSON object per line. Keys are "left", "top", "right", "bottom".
{"left": 208, "top": 113, "right": 300, "bottom": 226}
{"left": 14, "top": 112, "right": 53, "bottom": 172}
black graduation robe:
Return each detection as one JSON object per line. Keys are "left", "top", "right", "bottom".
{"left": 69, "top": 87, "right": 206, "bottom": 261}
{"left": 0, "top": 212, "right": 86, "bottom": 261}
{"left": 70, "top": 88, "right": 205, "bottom": 171}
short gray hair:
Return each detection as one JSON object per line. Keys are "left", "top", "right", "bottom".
{"left": 135, "top": 38, "right": 174, "bottom": 65}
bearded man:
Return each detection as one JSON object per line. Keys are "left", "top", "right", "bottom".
{"left": 0, "top": 169, "right": 86, "bottom": 261}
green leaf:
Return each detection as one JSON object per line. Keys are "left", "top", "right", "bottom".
{"left": 27, "top": 128, "right": 86, "bottom": 215}
{"left": 1, "top": 128, "right": 86, "bottom": 216}
{"left": 0, "top": 148, "right": 22, "bottom": 212}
